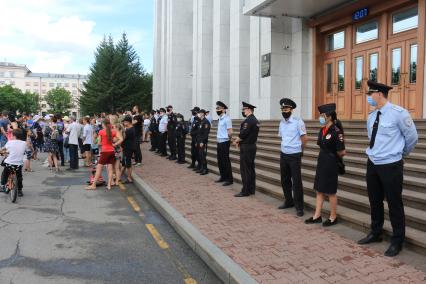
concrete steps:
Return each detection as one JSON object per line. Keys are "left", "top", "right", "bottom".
{"left": 183, "top": 119, "right": 426, "bottom": 253}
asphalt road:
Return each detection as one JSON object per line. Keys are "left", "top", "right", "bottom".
{"left": 0, "top": 155, "right": 221, "bottom": 284}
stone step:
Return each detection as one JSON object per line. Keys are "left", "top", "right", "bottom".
{"left": 189, "top": 154, "right": 426, "bottom": 253}
{"left": 188, "top": 143, "right": 426, "bottom": 211}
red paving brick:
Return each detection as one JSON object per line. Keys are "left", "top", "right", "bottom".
{"left": 135, "top": 146, "right": 426, "bottom": 283}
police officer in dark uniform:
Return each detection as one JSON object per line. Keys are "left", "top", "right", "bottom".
{"left": 149, "top": 110, "right": 159, "bottom": 152}
{"left": 176, "top": 113, "right": 188, "bottom": 164}
{"left": 188, "top": 107, "right": 200, "bottom": 169}
{"left": 305, "top": 103, "right": 346, "bottom": 226}
{"left": 233, "top": 102, "right": 259, "bottom": 197}
{"left": 358, "top": 80, "right": 418, "bottom": 257}
{"left": 195, "top": 109, "right": 211, "bottom": 175}
{"left": 166, "top": 105, "right": 177, "bottom": 160}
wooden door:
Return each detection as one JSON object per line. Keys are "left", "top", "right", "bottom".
{"left": 404, "top": 39, "right": 418, "bottom": 114}
{"left": 323, "top": 57, "right": 350, "bottom": 118}
{"left": 351, "top": 48, "right": 381, "bottom": 119}
{"left": 324, "top": 59, "right": 336, "bottom": 105}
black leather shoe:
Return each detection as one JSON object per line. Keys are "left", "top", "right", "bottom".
{"left": 200, "top": 170, "right": 209, "bottom": 175}
{"left": 187, "top": 164, "right": 195, "bottom": 169}
{"left": 18, "top": 190, "right": 23, "bottom": 197}
{"left": 234, "top": 192, "right": 250, "bottom": 197}
{"left": 170, "top": 156, "right": 177, "bottom": 161}
{"left": 177, "top": 161, "right": 185, "bottom": 164}
{"left": 296, "top": 210, "right": 304, "bottom": 217}
{"left": 357, "top": 233, "right": 383, "bottom": 245}
{"left": 384, "top": 243, "right": 402, "bottom": 257}
{"left": 222, "top": 181, "right": 233, "bottom": 186}
{"left": 322, "top": 218, "right": 338, "bottom": 227}
{"left": 160, "top": 154, "right": 167, "bottom": 157}
{"left": 193, "top": 168, "right": 200, "bottom": 172}
{"left": 195, "top": 169, "right": 202, "bottom": 173}
{"left": 215, "top": 179, "right": 224, "bottom": 183}
{"left": 278, "top": 203, "right": 294, "bottom": 209}
{"left": 305, "top": 216, "right": 322, "bottom": 224}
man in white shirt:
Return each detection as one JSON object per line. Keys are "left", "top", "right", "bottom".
{"left": 82, "top": 117, "right": 94, "bottom": 166}
{"left": 66, "top": 116, "right": 80, "bottom": 170}
{"left": 158, "top": 108, "right": 168, "bottom": 157}
{"left": 1, "top": 129, "right": 27, "bottom": 196}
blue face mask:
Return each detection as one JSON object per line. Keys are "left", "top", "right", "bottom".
{"left": 367, "top": 96, "right": 377, "bottom": 107}
{"left": 319, "top": 116, "right": 326, "bottom": 125}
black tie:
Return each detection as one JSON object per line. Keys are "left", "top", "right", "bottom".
{"left": 370, "top": 111, "right": 381, "bottom": 149}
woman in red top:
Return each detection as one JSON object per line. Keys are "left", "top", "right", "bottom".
{"left": 86, "top": 119, "right": 123, "bottom": 190}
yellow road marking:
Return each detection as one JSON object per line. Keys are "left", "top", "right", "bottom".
{"left": 184, "top": 278, "right": 197, "bottom": 284}
{"left": 146, "top": 224, "right": 169, "bottom": 249}
{"left": 127, "top": 196, "right": 141, "bottom": 212}
{"left": 118, "top": 183, "right": 126, "bottom": 192}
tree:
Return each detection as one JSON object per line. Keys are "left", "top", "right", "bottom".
{"left": 45, "top": 87, "right": 72, "bottom": 115}
{"left": 80, "top": 33, "right": 152, "bottom": 115}
{"left": 0, "top": 85, "right": 40, "bottom": 114}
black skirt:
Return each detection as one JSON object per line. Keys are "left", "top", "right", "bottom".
{"left": 314, "top": 150, "right": 338, "bottom": 195}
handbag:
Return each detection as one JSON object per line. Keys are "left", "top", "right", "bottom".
{"left": 337, "top": 156, "right": 346, "bottom": 175}
{"left": 64, "top": 137, "right": 69, "bottom": 148}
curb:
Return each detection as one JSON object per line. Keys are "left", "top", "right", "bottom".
{"left": 133, "top": 174, "right": 258, "bottom": 284}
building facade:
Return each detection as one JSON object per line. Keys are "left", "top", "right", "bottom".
{"left": 0, "top": 62, "right": 87, "bottom": 117}
{"left": 154, "top": 0, "right": 426, "bottom": 120}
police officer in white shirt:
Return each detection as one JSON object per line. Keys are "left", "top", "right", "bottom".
{"left": 158, "top": 108, "right": 168, "bottom": 157}
{"left": 277, "top": 98, "right": 307, "bottom": 217}
{"left": 215, "top": 101, "right": 233, "bottom": 186}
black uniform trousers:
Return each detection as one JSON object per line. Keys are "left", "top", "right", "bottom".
{"left": 159, "top": 132, "right": 168, "bottom": 155}
{"left": 150, "top": 132, "right": 158, "bottom": 150}
{"left": 177, "top": 136, "right": 185, "bottom": 162}
{"left": 197, "top": 143, "right": 207, "bottom": 171}
{"left": 240, "top": 144, "right": 256, "bottom": 195}
{"left": 280, "top": 152, "right": 304, "bottom": 210}
{"left": 366, "top": 159, "right": 405, "bottom": 245}
{"left": 69, "top": 144, "right": 79, "bottom": 169}
{"left": 217, "top": 141, "right": 233, "bottom": 182}
{"left": 134, "top": 134, "right": 142, "bottom": 163}
{"left": 167, "top": 130, "right": 177, "bottom": 157}
{"left": 190, "top": 137, "right": 198, "bottom": 166}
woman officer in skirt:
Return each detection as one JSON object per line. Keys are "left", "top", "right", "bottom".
{"left": 305, "top": 103, "right": 346, "bottom": 227}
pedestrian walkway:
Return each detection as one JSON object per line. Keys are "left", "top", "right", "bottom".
{"left": 134, "top": 146, "right": 426, "bottom": 283}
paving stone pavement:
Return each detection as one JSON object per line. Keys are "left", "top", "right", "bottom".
{"left": 135, "top": 146, "right": 426, "bottom": 283}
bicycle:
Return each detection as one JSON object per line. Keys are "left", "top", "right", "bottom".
{"left": 0, "top": 152, "right": 20, "bottom": 203}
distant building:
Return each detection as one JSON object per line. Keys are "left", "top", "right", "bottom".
{"left": 0, "top": 62, "right": 88, "bottom": 116}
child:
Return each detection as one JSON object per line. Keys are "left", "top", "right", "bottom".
{"left": 1, "top": 129, "right": 27, "bottom": 196}
{"left": 24, "top": 129, "right": 34, "bottom": 172}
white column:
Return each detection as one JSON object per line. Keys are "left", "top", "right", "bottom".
{"left": 192, "top": 0, "right": 213, "bottom": 112}
{"left": 160, "top": 0, "right": 168, "bottom": 108}
{"left": 229, "top": 0, "right": 251, "bottom": 119}
{"left": 212, "top": 0, "right": 230, "bottom": 116}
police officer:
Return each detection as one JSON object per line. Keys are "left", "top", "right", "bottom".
{"left": 196, "top": 109, "right": 211, "bottom": 175}
{"left": 176, "top": 113, "right": 187, "bottom": 164}
{"left": 166, "top": 105, "right": 177, "bottom": 160}
{"left": 188, "top": 107, "right": 200, "bottom": 169}
{"left": 278, "top": 98, "right": 307, "bottom": 217}
{"left": 305, "top": 103, "right": 346, "bottom": 227}
{"left": 158, "top": 108, "right": 168, "bottom": 157}
{"left": 149, "top": 110, "right": 159, "bottom": 152}
{"left": 233, "top": 102, "right": 259, "bottom": 197}
{"left": 215, "top": 101, "right": 233, "bottom": 186}
{"left": 358, "top": 80, "right": 418, "bottom": 257}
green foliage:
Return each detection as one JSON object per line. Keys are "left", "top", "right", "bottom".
{"left": 80, "top": 33, "right": 152, "bottom": 115}
{"left": 45, "top": 87, "right": 72, "bottom": 115}
{"left": 0, "top": 85, "right": 40, "bottom": 114}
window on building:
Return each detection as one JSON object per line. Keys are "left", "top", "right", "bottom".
{"left": 42, "top": 82, "right": 46, "bottom": 87}
{"left": 49, "top": 83, "right": 54, "bottom": 87}
{"left": 72, "top": 90, "right": 77, "bottom": 95}
{"left": 0, "top": 72, "right": 4, "bottom": 77}
{"left": 356, "top": 21, "right": 378, "bottom": 44}
{"left": 410, "top": 44, "right": 417, "bottom": 83}
{"left": 57, "top": 83, "right": 62, "bottom": 87}
{"left": 327, "top": 31, "right": 345, "bottom": 51}
{"left": 0, "top": 81, "right": 5, "bottom": 85}
{"left": 9, "top": 72, "right": 14, "bottom": 78}
{"left": 369, "top": 53, "right": 378, "bottom": 82}
{"left": 326, "top": 63, "right": 333, "bottom": 92}
{"left": 355, "top": 56, "right": 363, "bottom": 89}
{"left": 72, "top": 83, "right": 77, "bottom": 88}
{"left": 33, "top": 82, "right": 39, "bottom": 86}
{"left": 338, "top": 60, "right": 344, "bottom": 91}
{"left": 64, "top": 83, "right": 69, "bottom": 87}
{"left": 391, "top": 48, "right": 401, "bottom": 85}
{"left": 393, "top": 7, "right": 418, "bottom": 34}
{"left": 25, "top": 82, "right": 31, "bottom": 86}
{"left": 42, "top": 89, "right": 47, "bottom": 94}
{"left": 33, "top": 89, "right": 39, "bottom": 94}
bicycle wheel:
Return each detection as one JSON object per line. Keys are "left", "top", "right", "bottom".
{"left": 9, "top": 176, "right": 18, "bottom": 203}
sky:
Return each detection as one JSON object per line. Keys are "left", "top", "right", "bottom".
{"left": 0, "top": 0, "right": 154, "bottom": 75}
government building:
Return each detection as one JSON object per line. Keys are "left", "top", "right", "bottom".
{"left": 153, "top": 0, "right": 426, "bottom": 120}
{"left": 0, "top": 62, "right": 87, "bottom": 117}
